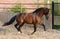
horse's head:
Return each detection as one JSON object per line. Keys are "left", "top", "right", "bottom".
{"left": 45, "top": 13, "right": 50, "bottom": 20}
{"left": 33, "top": 7, "right": 50, "bottom": 20}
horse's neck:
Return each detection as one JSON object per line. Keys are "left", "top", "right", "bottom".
{"left": 37, "top": 13, "right": 44, "bottom": 17}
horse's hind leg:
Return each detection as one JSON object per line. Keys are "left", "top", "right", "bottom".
{"left": 18, "top": 23, "right": 24, "bottom": 33}
{"left": 31, "top": 24, "right": 36, "bottom": 34}
{"left": 14, "top": 23, "right": 19, "bottom": 31}
{"left": 41, "top": 24, "right": 46, "bottom": 31}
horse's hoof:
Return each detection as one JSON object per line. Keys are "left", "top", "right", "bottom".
{"left": 18, "top": 32, "right": 20, "bottom": 34}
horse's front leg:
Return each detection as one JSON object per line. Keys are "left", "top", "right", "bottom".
{"left": 31, "top": 24, "right": 36, "bottom": 34}
{"left": 41, "top": 24, "right": 46, "bottom": 31}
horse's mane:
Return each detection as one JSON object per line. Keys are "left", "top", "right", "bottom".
{"left": 33, "top": 7, "right": 49, "bottom": 14}
{"left": 33, "top": 8, "right": 42, "bottom": 13}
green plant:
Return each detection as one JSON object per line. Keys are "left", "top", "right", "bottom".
{"left": 8, "top": 4, "right": 27, "bottom": 13}
{"left": 53, "top": 25, "right": 60, "bottom": 30}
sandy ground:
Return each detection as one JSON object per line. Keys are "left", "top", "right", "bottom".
{"left": 0, "top": 12, "right": 60, "bottom": 39}
{"left": 0, "top": 21, "right": 60, "bottom": 39}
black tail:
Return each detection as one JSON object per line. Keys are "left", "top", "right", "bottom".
{"left": 3, "top": 15, "right": 16, "bottom": 26}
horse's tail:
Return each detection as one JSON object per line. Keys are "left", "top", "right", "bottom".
{"left": 3, "top": 15, "right": 16, "bottom": 26}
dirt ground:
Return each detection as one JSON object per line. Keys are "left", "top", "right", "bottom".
{"left": 0, "top": 12, "right": 60, "bottom": 39}
{"left": 0, "top": 21, "right": 60, "bottom": 39}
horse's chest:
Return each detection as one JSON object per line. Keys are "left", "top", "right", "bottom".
{"left": 35, "top": 17, "right": 42, "bottom": 24}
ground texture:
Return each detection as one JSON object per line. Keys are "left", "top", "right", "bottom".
{"left": 0, "top": 21, "right": 60, "bottom": 39}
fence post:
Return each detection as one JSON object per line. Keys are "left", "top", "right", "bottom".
{"left": 52, "top": 1, "right": 54, "bottom": 29}
{"left": 20, "top": 3, "right": 22, "bottom": 13}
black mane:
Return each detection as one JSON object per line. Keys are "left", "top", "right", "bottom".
{"left": 33, "top": 7, "right": 49, "bottom": 14}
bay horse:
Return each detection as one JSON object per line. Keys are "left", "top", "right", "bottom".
{"left": 3, "top": 7, "right": 49, "bottom": 34}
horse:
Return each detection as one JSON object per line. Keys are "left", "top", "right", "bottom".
{"left": 2, "top": 7, "right": 49, "bottom": 34}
